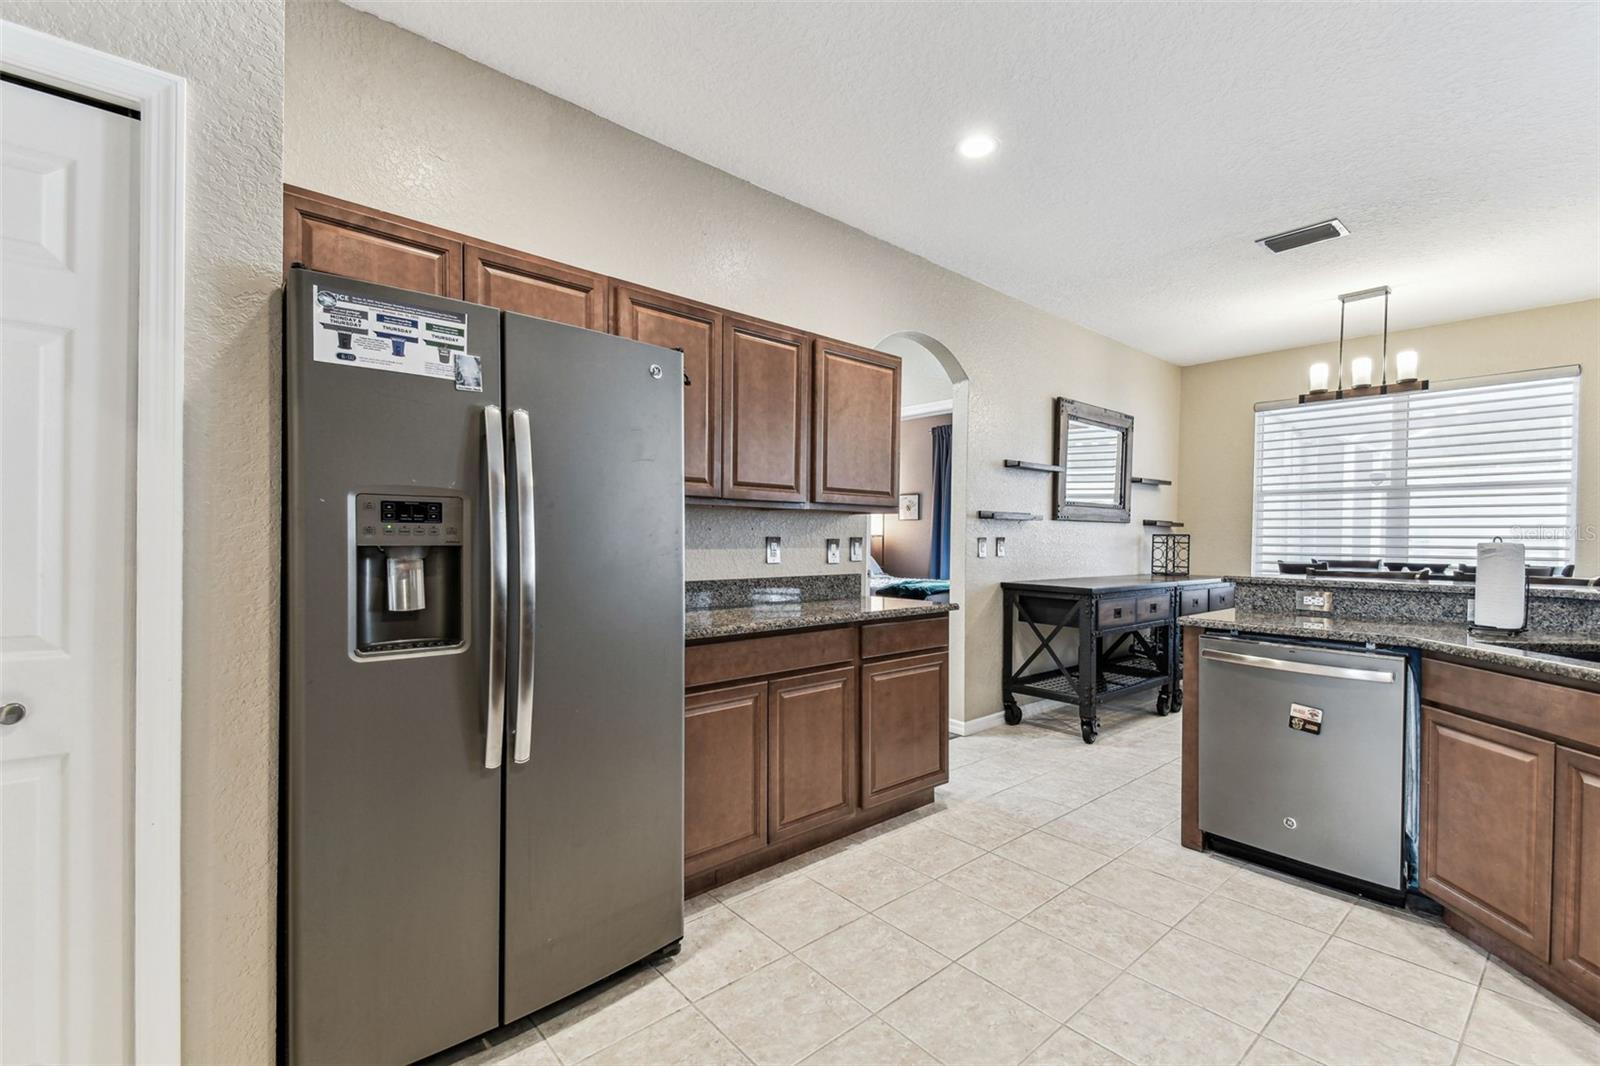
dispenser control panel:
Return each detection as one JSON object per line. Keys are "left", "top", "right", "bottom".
{"left": 355, "top": 494, "right": 464, "bottom": 546}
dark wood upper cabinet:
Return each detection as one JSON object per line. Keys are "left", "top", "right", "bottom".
{"left": 684, "top": 683, "right": 768, "bottom": 878}
{"left": 722, "top": 317, "right": 811, "bottom": 503}
{"left": 768, "top": 666, "right": 858, "bottom": 842}
{"left": 812, "top": 338, "right": 901, "bottom": 508}
{"left": 860, "top": 652, "right": 949, "bottom": 809}
{"left": 1421, "top": 704, "right": 1555, "bottom": 960}
{"left": 284, "top": 187, "right": 462, "bottom": 297}
{"left": 1554, "top": 745, "right": 1600, "bottom": 998}
{"left": 464, "top": 242, "right": 607, "bottom": 330}
{"left": 613, "top": 285, "right": 724, "bottom": 498}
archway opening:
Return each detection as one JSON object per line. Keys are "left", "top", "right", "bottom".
{"left": 875, "top": 331, "right": 970, "bottom": 726}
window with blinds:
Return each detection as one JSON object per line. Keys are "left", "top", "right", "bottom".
{"left": 1251, "top": 370, "right": 1581, "bottom": 575}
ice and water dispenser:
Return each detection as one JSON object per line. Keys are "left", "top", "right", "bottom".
{"left": 353, "top": 493, "right": 465, "bottom": 654}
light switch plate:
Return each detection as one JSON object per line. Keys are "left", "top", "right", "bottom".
{"left": 977, "top": 537, "right": 988, "bottom": 558}
{"left": 996, "top": 536, "right": 1006, "bottom": 558}
{"left": 848, "top": 537, "right": 863, "bottom": 562}
{"left": 826, "top": 539, "right": 841, "bottom": 564}
{"left": 765, "top": 536, "right": 781, "bottom": 564}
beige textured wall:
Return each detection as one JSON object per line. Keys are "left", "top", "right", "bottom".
{"left": 2, "top": 2, "right": 285, "bottom": 1062}
{"left": 884, "top": 415, "right": 952, "bottom": 578}
{"left": 1178, "top": 299, "right": 1600, "bottom": 577}
{"left": 284, "top": 1, "right": 1183, "bottom": 727}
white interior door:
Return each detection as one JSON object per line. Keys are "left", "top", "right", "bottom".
{"left": 1, "top": 78, "right": 138, "bottom": 1066}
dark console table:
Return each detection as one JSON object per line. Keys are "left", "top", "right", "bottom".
{"left": 1000, "top": 574, "right": 1234, "bottom": 743}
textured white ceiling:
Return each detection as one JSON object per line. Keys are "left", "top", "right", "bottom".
{"left": 344, "top": 1, "right": 1599, "bottom": 364}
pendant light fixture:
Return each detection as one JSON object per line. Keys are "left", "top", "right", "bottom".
{"left": 1300, "top": 286, "right": 1429, "bottom": 404}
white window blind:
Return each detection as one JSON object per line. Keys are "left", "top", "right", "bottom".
{"left": 1251, "top": 370, "right": 1581, "bottom": 575}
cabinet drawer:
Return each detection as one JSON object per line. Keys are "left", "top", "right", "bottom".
{"left": 1097, "top": 597, "right": 1137, "bottom": 628}
{"left": 861, "top": 615, "right": 948, "bottom": 660}
{"left": 1136, "top": 594, "right": 1170, "bottom": 623}
{"left": 687, "top": 627, "right": 855, "bottom": 688}
{"left": 1179, "top": 588, "right": 1210, "bottom": 615}
{"left": 1208, "top": 585, "right": 1235, "bottom": 611}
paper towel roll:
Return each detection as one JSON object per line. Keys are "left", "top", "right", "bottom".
{"left": 1475, "top": 540, "right": 1527, "bottom": 631}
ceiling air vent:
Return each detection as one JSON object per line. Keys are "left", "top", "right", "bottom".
{"left": 1256, "top": 218, "right": 1349, "bottom": 253}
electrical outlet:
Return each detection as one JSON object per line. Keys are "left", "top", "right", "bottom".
{"left": 848, "top": 537, "right": 863, "bottom": 562}
{"left": 977, "top": 537, "right": 988, "bottom": 558}
{"left": 826, "top": 539, "right": 841, "bottom": 564}
{"left": 996, "top": 537, "right": 1006, "bottom": 558}
{"left": 765, "top": 536, "right": 781, "bottom": 564}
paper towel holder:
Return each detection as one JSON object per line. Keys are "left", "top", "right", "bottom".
{"left": 1467, "top": 537, "right": 1530, "bottom": 638}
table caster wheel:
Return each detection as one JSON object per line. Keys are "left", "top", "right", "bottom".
{"left": 1003, "top": 702, "right": 1023, "bottom": 725}
{"left": 1156, "top": 687, "right": 1171, "bottom": 716}
{"left": 1080, "top": 718, "right": 1100, "bottom": 744}
{"left": 1171, "top": 689, "right": 1184, "bottom": 714}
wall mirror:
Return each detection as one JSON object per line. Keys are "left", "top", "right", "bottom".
{"left": 1054, "top": 398, "right": 1133, "bottom": 523}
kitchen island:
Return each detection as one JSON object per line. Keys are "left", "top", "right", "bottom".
{"left": 684, "top": 577, "right": 957, "bottom": 895}
{"left": 1179, "top": 575, "right": 1600, "bottom": 1022}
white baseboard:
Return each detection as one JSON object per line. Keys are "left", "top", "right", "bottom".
{"left": 950, "top": 698, "right": 1056, "bottom": 736}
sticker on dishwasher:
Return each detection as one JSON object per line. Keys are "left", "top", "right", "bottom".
{"left": 311, "top": 285, "right": 465, "bottom": 382}
{"left": 1288, "top": 703, "right": 1323, "bottom": 735}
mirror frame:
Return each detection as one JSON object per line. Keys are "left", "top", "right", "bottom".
{"left": 1054, "top": 397, "right": 1133, "bottom": 523}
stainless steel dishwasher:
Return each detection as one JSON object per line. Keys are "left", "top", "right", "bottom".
{"left": 1198, "top": 634, "right": 1408, "bottom": 894}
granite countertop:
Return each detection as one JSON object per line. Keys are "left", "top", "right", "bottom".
{"left": 1000, "top": 573, "right": 1228, "bottom": 594}
{"left": 1182, "top": 608, "right": 1600, "bottom": 686}
{"left": 686, "top": 596, "right": 957, "bottom": 642}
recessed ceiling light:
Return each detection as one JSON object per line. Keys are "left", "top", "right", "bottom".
{"left": 957, "top": 132, "right": 998, "bottom": 159}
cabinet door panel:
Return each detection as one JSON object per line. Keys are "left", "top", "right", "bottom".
{"left": 614, "top": 285, "right": 723, "bottom": 498}
{"left": 684, "top": 683, "right": 767, "bottom": 877}
{"left": 860, "top": 653, "right": 948, "bottom": 808}
{"left": 1554, "top": 746, "right": 1600, "bottom": 997}
{"left": 464, "top": 243, "right": 606, "bottom": 329}
{"left": 1421, "top": 705, "right": 1555, "bottom": 959}
{"left": 812, "top": 339, "right": 901, "bottom": 507}
{"left": 723, "top": 317, "right": 810, "bottom": 502}
{"left": 768, "top": 667, "right": 857, "bottom": 841}
{"left": 284, "top": 188, "right": 461, "bottom": 296}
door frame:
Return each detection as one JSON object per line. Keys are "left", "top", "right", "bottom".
{"left": 1, "top": 22, "right": 186, "bottom": 1064}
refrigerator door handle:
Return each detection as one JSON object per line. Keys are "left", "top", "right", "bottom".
{"left": 484, "top": 405, "right": 508, "bottom": 770}
{"left": 511, "top": 408, "right": 535, "bottom": 765}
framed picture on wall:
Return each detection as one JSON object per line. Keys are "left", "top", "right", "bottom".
{"left": 898, "top": 493, "right": 921, "bottom": 521}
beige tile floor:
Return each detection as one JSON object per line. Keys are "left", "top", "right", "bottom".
{"left": 443, "top": 699, "right": 1600, "bottom": 1066}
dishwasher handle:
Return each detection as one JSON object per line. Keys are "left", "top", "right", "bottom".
{"left": 1200, "top": 647, "right": 1396, "bottom": 684}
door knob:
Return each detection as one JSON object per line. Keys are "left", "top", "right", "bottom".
{"left": 0, "top": 702, "right": 25, "bottom": 726}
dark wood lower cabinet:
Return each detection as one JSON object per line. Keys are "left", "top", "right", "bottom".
{"left": 1421, "top": 703, "right": 1555, "bottom": 960}
{"left": 861, "top": 652, "right": 949, "bottom": 808}
{"left": 768, "top": 667, "right": 857, "bottom": 841}
{"left": 1554, "top": 746, "right": 1600, "bottom": 999}
{"left": 683, "top": 615, "right": 949, "bottom": 894}
{"left": 684, "top": 683, "right": 767, "bottom": 878}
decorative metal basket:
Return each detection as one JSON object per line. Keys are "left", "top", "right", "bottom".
{"left": 1151, "top": 533, "right": 1191, "bottom": 576}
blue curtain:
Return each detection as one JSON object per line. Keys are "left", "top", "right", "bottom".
{"left": 929, "top": 424, "right": 953, "bottom": 579}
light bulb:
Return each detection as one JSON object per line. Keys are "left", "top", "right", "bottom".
{"left": 1308, "top": 362, "right": 1331, "bottom": 393}
{"left": 957, "top": 132, "right": 998, "bottom": 159}
{"left": 1351, "top": 356, "right": 1374, "bottom": 388}
{"left": 1395, "top": 349, "right": 1419, "bottom": 382}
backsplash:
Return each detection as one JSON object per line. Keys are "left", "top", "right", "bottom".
{"left": 685, "top": 573, "right": 862, "bottom": 610}
{"left": 685, "top": 506, "right": 870, "bottom": 581}
{"left": 1233, "top": 575, "right": 1600, "bottom": 634}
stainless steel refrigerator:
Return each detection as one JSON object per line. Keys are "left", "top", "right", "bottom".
{"left": 282, "top": 269, "right": 685, "bottom": 1065}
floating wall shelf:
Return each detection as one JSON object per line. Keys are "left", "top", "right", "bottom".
{"left": 978, "top": 511, "right": 1043, "bottom": 521}
{"left": 1003, "top": 460, "right": 1065, "bottom": 473}
{"left": 1142, "top": 520, "right": 1185, "bottom": 528}
{"left": 1131, "top": 477, "right": 1172, "bottom": 487}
